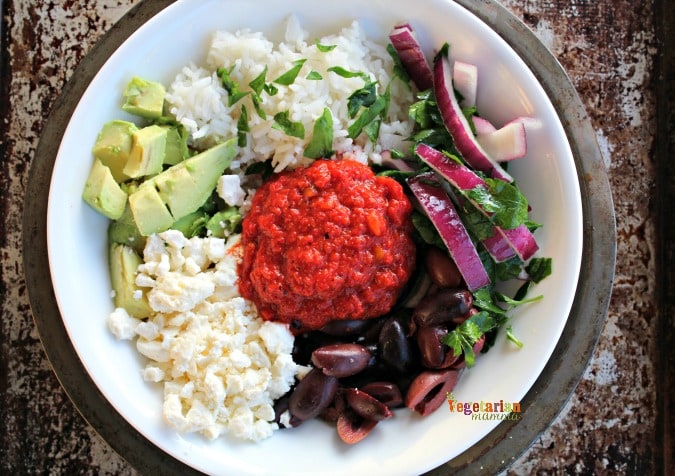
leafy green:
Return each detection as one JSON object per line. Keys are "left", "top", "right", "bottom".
{"left": 237, "top": 105, "right": 249, "bottom": 147}
{"left": 465, "top": 179, "right": 529, "bottom": 230}
{"left": 505, "top": 326, "right": 523, "bottom": 348}
{"left": 411, "top": 211, "right": 445, "bottom": 247}
{"left": 272, "top": 111, "right": 305, "bottom": 139}
{"left": 306, "top": 71, "right": 323, "bottom": 80}
{"left": 441, "top": 311, "right": 498, "bottom": 367}
{"left": 315, "top": 40, "right": 337, "bottom": 52}
{"left": 273, "top": 59, "right": 307, "bottom": 86}
{"left": 216, "top": 67, "right": 249, "bottom": 106}
{"left": 245, "top": 160, "right": 275, "bottom": 181}
{"left": 304, "top": 108, "right": 334, "bottom": 159}
{"left": 526, "top": 257, "right": 553, "bottom": 283}
{"left": 348, "top": 94, "right": 387, "bottom": 139}
{"left": 386, "top": 43, "right": 412, "bottom": 88}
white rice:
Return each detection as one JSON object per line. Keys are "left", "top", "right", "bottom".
{"left": 165, "top": 16, "right": 414, "bottom": 173}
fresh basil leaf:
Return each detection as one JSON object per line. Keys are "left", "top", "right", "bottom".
{"left": 273, "top": 59, "right": 307, "bottom": 86}
{"left": 237, "top": 105, "right": 249, "bottom": 147}
{"left": 272, "top": 111, "right": 305, "bottom": 139}
{"left": 304, "top": 108, "right": 334, "bottom": 159}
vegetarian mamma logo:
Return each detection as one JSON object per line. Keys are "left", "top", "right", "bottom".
{"left": 447, "top": 392, "right": 522, "bottom": 421}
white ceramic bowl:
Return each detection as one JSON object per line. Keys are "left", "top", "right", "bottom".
{"left": 47, "top": 0, "right": 582, "bottom": 474}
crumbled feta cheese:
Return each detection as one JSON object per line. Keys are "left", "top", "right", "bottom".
{"left": 217, "top": 174, "right": 246, "bottom": 207}
{"left": 111, "top": 231, "right": 299, "bottom": 442}
{"left": 107, "top": 307, "right": 137, "bottom": 340}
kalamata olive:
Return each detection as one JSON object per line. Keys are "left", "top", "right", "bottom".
{"left": 379, "top": 316, "right": 414, "bottom": 373}
{"left": 292, "top": 332, "right": 344, "bottom": 366}
{"left": 405, "top": 369, "right": 460, "bottom": 416}
{"left": 319, "top": 388, "right": 346, "bottom": 423}
{"left": 320, "top": 319, "right": 372, "bottom": 336}
{"left": 413, "top": 288, "right": 473, "bottom": 327}
{"left": 344, "top": 388, "right": 393, "bottom": 421}
{"left": 311, "top": 343, "right": 371, "bottom": 378}
{"left": 450, "top": 334, "right": 487, "bottom": 370}
{"left": 274, "top": 394, "right": 303, "bottom": 428}
{"left": 424, "top": 246, "right": 462, "bottom": 288}
{"left": 416, "top": 325, "right": 461, "bottom": 369}
{"left": 360, "top": 381, "right": 403, "bottom": 408}
{"left": 336, "top": 409, "right": 378, "bottom": 444}
{"left": 451, "top": 307, "right": 479, "bottom": 325}
{"left": 288, "top": 368, "right": 339, "bottom": 421}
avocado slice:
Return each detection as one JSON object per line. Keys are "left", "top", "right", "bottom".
{"left": 82, "top": 159, "right": 128, "bottom": 220}
{"left": 92, "top": 120, "right": 138, "bottom": 183}
{"left": 128, "top": 139, "right": 237, "bottom": 236}
{"left": 108, "top": 203, "right": 145, "bottom": 254}
{"left": 123, "top": 125, "right": 167, "bottom": 179}
{"left": 128, "top": 183, "right": 174, "bottom": 236}
{"left": 162, "top": 125, "right": 190, "bottom": 166}
{"left": 109, "top": 243, "right": 152, "bottom": 319}
{"left": 122, "top": 77, "right": 166, "bottom": 119}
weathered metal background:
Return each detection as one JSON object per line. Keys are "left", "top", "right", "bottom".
{"left": 1, "top": 0, "right": 670, "bottom": 474}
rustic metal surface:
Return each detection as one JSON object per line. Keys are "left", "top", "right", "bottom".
{"left": 2, "top": 0, "right": 670, "bottom": 474}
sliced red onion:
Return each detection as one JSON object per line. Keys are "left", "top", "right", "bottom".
{"left": 415, "top": 143, "right": 539, "bottom": 261}
{"left": 476, "top": 121, "right": 527, "bottom": 162}
{"left": 407, "top": 172, "right": 490, "bottom": 291}
{"left": 472, "top": 116, "right": 497, "bottom": 135}
{"left": 452, "top": 60, "right": 478, "bottom": 108}
{"left": 389, "top": 23, "right": 434, "bottom": 91}
{"left": 433, "top": 52, "right": 513, "bottom": 182}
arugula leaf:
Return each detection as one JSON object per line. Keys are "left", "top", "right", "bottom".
{"left": 216, "top": 67, "right": 249, "bottom": 106}
{"left": 272, "top": 111, "right": 305, "bottom": 139}
{"left": 237, "top": 105, "right": 249, "bottom": 147}
{"left": 306, "top": 71, "right": 323, "bottom": 80}
{"left": 441, "top": 311, "right": 497, "bottom": 367}
{"left": 273, "top": 59, "right": 307, "bottom": 86}
{"left": 315, "top": 40, "right": 337, "bottom": 52}
{"left": 304, "top": 108, "right": 334, "bottom": 159}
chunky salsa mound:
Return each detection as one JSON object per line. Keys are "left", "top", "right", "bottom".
{"left": 239, "top": 158, "right": 416, "bottom": 332}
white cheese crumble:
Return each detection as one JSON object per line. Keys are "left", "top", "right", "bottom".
{"left": 108, "top": 231, "right": 300, "bottom": 442}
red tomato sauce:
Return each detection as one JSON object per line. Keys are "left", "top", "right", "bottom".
{"left": 238, "top": 158, "right": 416, "bottom": 333}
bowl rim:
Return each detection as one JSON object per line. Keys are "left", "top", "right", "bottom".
{"left": 22, "top": 0, "right": 616, "bottom": 474}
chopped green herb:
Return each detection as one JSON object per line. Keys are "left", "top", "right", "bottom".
{"left": 466, "top": 179, "right": 529, "bottom": 230}
{"left": 216, "top": 67, "right": 249, "bottom": 106}
{"left": 348, "top": 94, "right": 387, "bottom": 139}
{"left": 272, "top": 111, "right": 305, "bottom": 139}
{"left": 441, "top": 311, "right": 497, "bottom": 367}
{"left": 304, "top": 108, "right": 334, "bottom": 159}
{"left": 386, "top": 43, "right": 412, "bottom": 87}
{"left": 327, "top": 66, "right": 369, "bottom": 80}
{"left": 315, "top": 40, "right": 337, "bottom": 52}
{"left": 273, "top": 59, "right": 307, "bottom": 86}
{"left": 505, "top": 325, "right": 524, "bottom": 348}
{"left": 411, "top": 211, "right": 445, "bottom": 247}
{"left": 526, "top": 257, "right": 553, "bottom": 283}
{"left": 237, "top": 105, "right": 249, "bottom": 147}
{"left": 306, "top": 71, "right": 323, "bottom": 80}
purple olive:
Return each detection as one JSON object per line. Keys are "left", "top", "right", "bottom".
{"left": 336, "top": 409, "right": 378, "bottom": 445}
{"left": 405, "top": 369, "right": 460, "bottom": 416}
{"left": 344, "top": 388, "right": 393, "bottom": 421}
{"left": 311, "top": 343, "right": 371, "bottom": 378}
{"left": 320, "top": 319, "right": 372, "bottom": 336}
{"left": 425, "top": 246, "right": 462, "bottom": 288}
{"left": 289, "top": 368, "right": 339, "bottom": 421}
{"left": 379, "top": 316, "right": 414, "bottom": 373}
{"left": 413, "top": 288, "right": 473, "bottom": 327}
{"left": 416, "top": 325, "right": 461, "bottom": 369}
{"left": 360, "top": 381, "right": 403, "bottom": 408}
